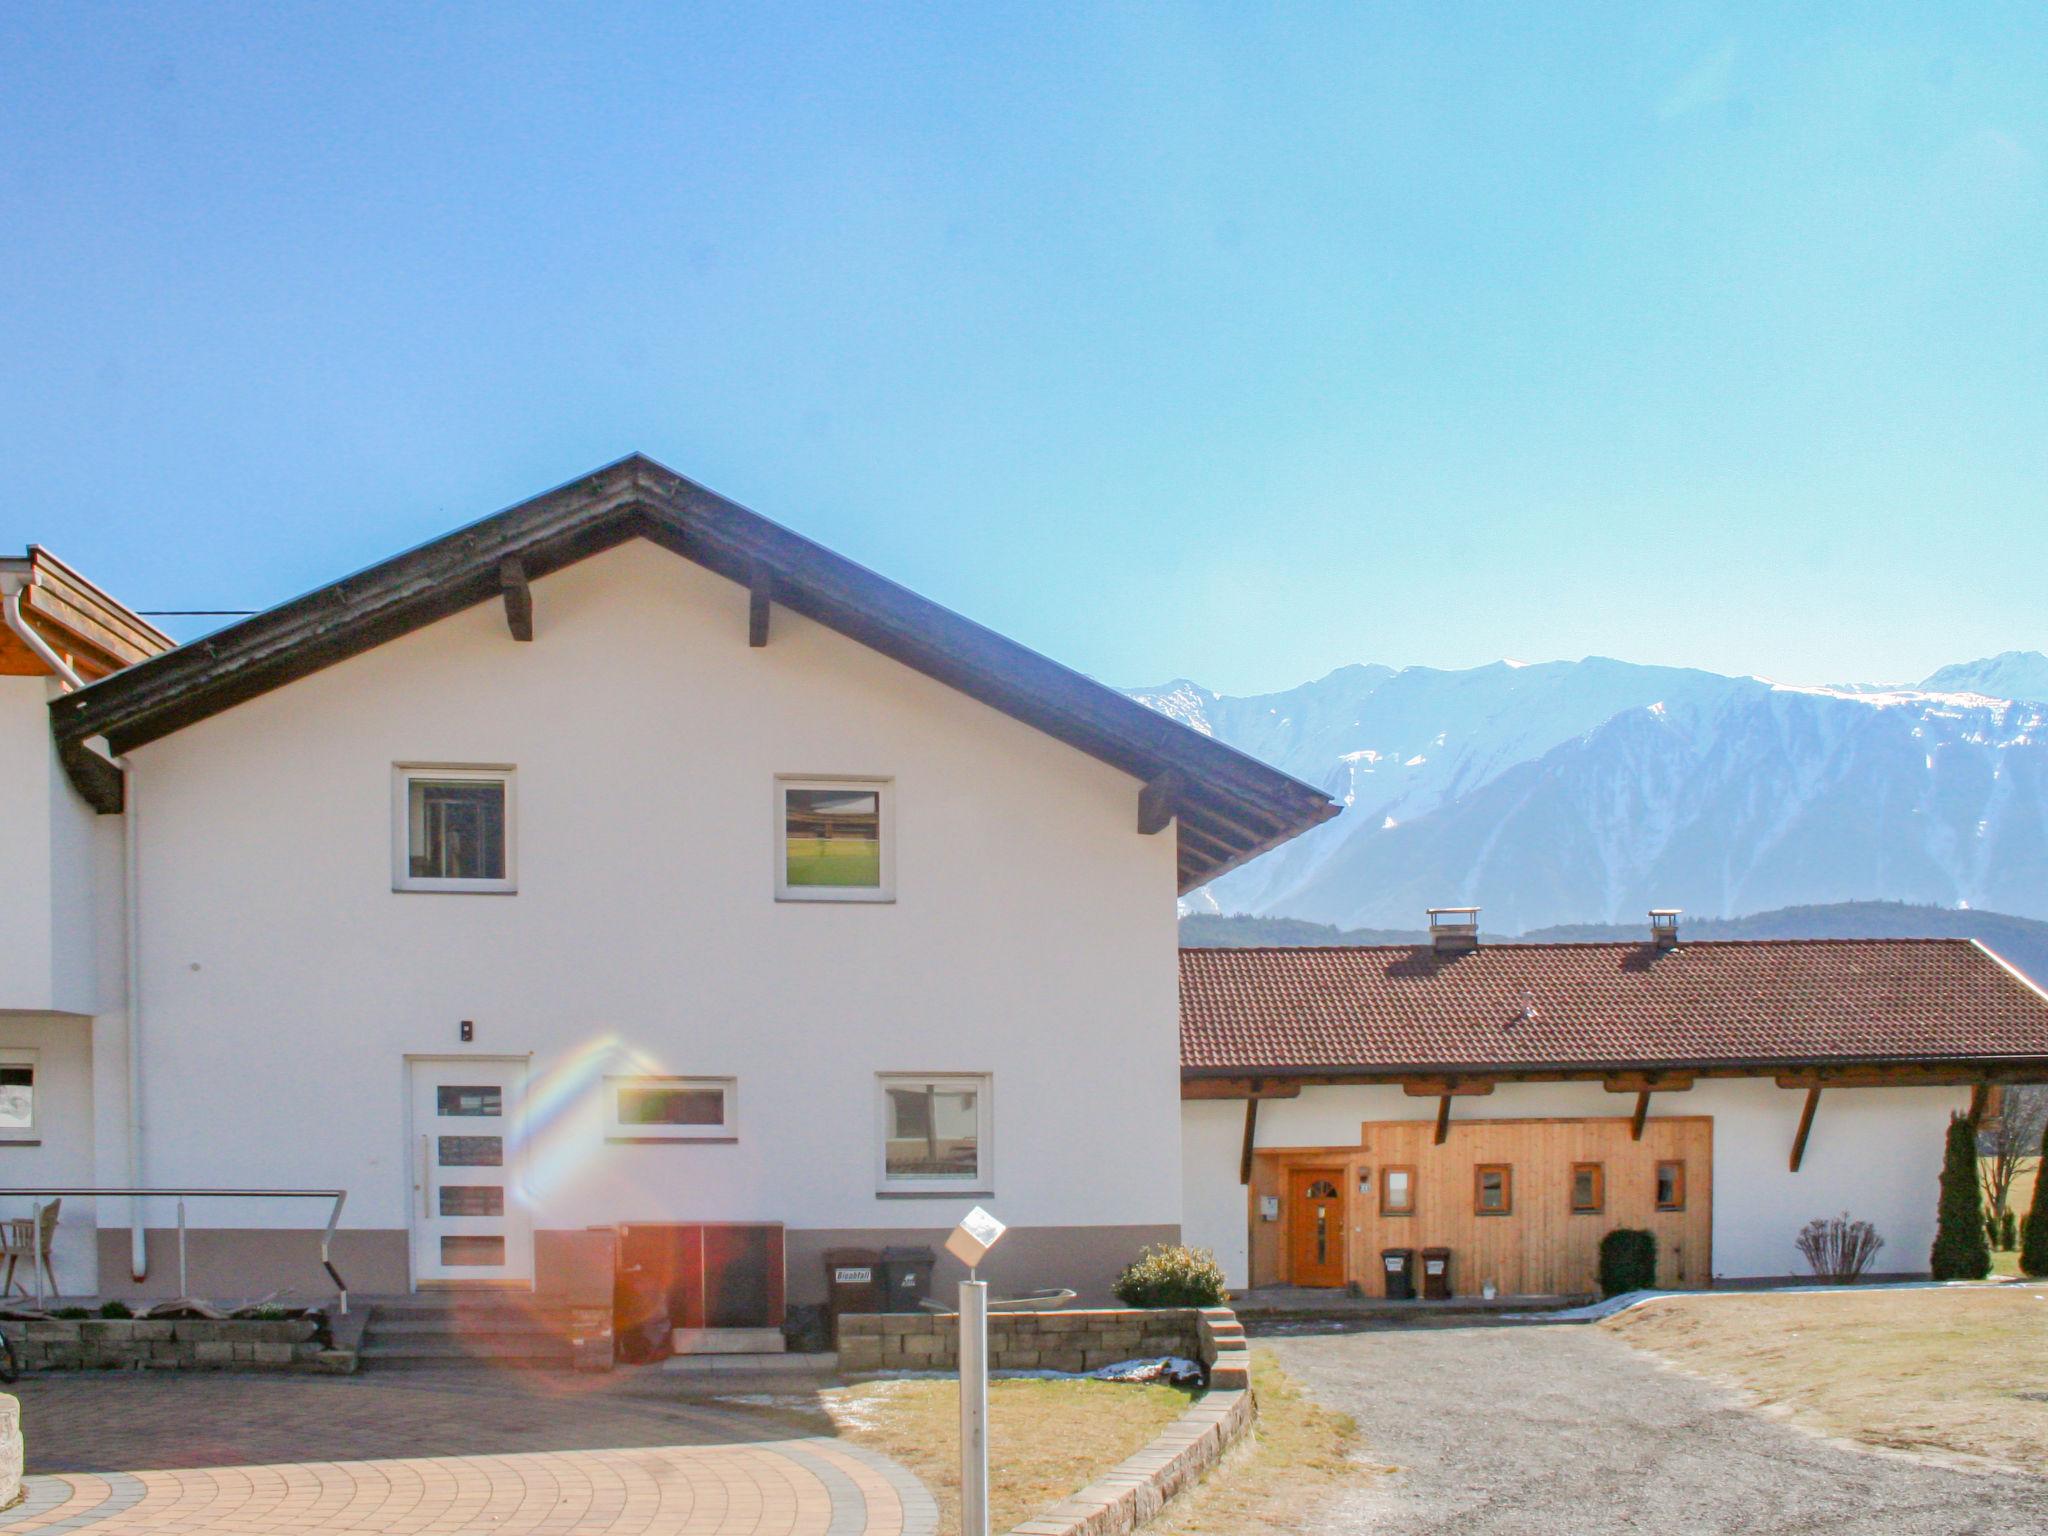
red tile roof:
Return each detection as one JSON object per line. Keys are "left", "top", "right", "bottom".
{"left": 1180, "top": 940, "right": 2048, "bottom": 1075}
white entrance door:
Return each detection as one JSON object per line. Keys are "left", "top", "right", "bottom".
{"left": 407, "top": 1058, "right": 533, "bottom": 1286}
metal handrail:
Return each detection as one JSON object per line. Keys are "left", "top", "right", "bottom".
{"left": 0, "top": 1187, "right": 351, "bottom": 1315}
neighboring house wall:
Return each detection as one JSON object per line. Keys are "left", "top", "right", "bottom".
{"left": 0, "top": 678, "right": 102, "bottom": 1016}
{"left": 0, "top": 1015, "right": 97, "bottom": 1296}
{"left": 106, "top": 542, "right": 1183, "bottom": 1301}
{"left": 1183, "top": 1079, "right": 1961, "bottom": 1288}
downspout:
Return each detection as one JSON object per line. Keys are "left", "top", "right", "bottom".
{"left": 2, "top": 580, "right": 148, "bottom": 1278}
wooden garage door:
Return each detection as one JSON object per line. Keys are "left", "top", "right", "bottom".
{"left": 1252, "top": 1116, "right": 1712, "bottom": 1297}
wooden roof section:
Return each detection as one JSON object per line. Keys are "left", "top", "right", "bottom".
{"left": 1, "top": 547, "right": 173, "bottom": 681}
{"left": 1180, "top": 938, "right": 2048, "bottom": 1083}
{"left": 48, "top": 454, "right": 1337, "bottom": 887}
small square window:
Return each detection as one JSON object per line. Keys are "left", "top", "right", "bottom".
{"left": 1380, "top": 1164, "right": 1415, "bottom": 1216}
{"left": 878, "top": 1074, "right": 990, "bottom": 1193}
{"left": 1656, "top": 1160, "right": 1686, "bottom": 1211}
{"left": 0, "top": 1050, "right": 35, "bottom": 1141}
{"left": 778, "top": 778, "right": 892, "bottom": 901}
{"left": 1475, "top": 1164, "right": 1513, "bottom": 1215}
{"left": 1570, "top": 1162, "right": 1604, "bottom": 1214}
{"left": 393, "top": 766, "right": 515, "bottom": 892}
{"left": 604, "top": 1077, "right": 735, "bottom": 1142}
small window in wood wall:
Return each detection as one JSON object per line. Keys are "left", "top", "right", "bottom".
{"left": 1569, "top": 1162, "right": 1604, "bottom": 1213}
{"left": 1381, "top": 1165, "right": 1415, "bottom": 1215}
{"left": 1655, "top": 1160, "right": 1686, "bottom": 1211}
{"left": 1474, "top": 1164, "right": 1512, "bottom": 1215}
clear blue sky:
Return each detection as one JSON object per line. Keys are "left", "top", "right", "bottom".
{"left": 2, "top": 4, "right": 2042, "bottom": 695}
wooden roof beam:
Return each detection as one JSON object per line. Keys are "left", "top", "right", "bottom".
{"left": 1138, "top": 770, "right": 1180, "bottom": 836}
{"left": 499, "top": 558, "right": 533, "bottom": 641}
{"left": 1790, "top": 1085, "right": 1821, "bottom": 1172}
{"left": 748, "top": 564, "right": 773, "bottom": 647}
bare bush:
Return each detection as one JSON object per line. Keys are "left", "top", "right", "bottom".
{"left": 1980, "top": 1084, "right": 2047, "bottom": 1232}
{"left": 1796, "top": 1213, "right": 1885, "bottom": 1283}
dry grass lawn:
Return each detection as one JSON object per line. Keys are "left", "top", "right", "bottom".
{"left": 1605, "top": 1286, "right": 2048, "bottom": 1474}
{"left": 822, "top": 1376, "right": 1191, "bottom": 1535}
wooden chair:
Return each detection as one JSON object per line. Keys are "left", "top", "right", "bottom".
{"left": 0, "top": 1200, "right": 59, "bottom": 1300}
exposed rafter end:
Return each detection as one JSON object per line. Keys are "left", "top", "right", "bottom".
{"left": 58, "top": 736, "right": 124, "bottom": 814}
{"left": 1789, "top": 1085, "right": 1821, "bottom": 1172}
{"left": 499, "top": 558, "right": 533, "bottom": 641}
{"left": 1239, "top": 1098, "right": 1259, "bottom": 1185}
{"left": 748, "top": 565, "right": 773, "bottom": 648}
{"left": 1138, "top": 769, "right": 1181, "bottom": 835}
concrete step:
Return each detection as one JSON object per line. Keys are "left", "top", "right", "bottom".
{"left": 368, "top": 1317, "right": 566, "bottom": 1338}
{"left": 359, "top": 1338, "right": 575, "bottom": 1363}
{"left": 671, "top": 1326, "right": 785, "bottom": 1355}
{"left": 661, "top": 1351, "right": 836, "bottom": 1376}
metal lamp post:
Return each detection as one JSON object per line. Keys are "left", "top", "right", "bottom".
{"left": 945, "top": 1206, "right": 1007, "bottom": 1536}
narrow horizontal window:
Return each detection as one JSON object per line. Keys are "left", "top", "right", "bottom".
{"left": 778, "top": 778, "right": 892, "bottom": 901}
{"left": 604, "top": 1076, "right": 736, "bottom": 1142}
{"left": 393, "top": 766, "right": 516, "bottom": 892}
{"left": 878, "top": 1074, "right": 990, "bottom": 1193}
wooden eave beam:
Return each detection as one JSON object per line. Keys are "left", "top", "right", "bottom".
{"left": 1602, "top": 1072, "right": 1696, "bottom": 1094}
{"left": 1180, "top": 1078, "right": 1304, "bottom": 1101}
{"left": 1790, "top": 1085, "right": 1821, "bottom": 1172}
{"left": 1402, "top": 1078, "right": 1497, "bottom": 1097}
{"left": 1138, "top": 770, "right": 1181, "bottom": 836}
{"left": 748, "top": 565, "right": 772, "bottom": 647}
{"left": 499, "top": 558, "right": 533, "bottom": 641}
{"left": 57, "top": 736, "right": 123, "bottom": 815}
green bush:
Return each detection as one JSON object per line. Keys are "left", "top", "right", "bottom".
{"left": 1930, "top": 1113, "right": 1991, "bottom": 1280}
{"left": 2022, "top": 1120, "right": 2048, "bottom": 1279}
{"left": 97, "top": 1300, "right": 134, "bottom": 1319}
{"left": 1112, "top": 1243, "right": 1227, "bottom": 1308}
{"left": 1598, "top": 1229, "right": 1657, "bottom": 1297}
{"left": 50, "top": 1305, "right": 89, "bottom": 1320}
{"left": 2001, "top": 1210, "right": 2019, "bottom": 1251}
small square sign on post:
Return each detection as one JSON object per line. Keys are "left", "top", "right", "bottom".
{"left": 949, "top": 1206, "right": 1006, "bottom": 1536}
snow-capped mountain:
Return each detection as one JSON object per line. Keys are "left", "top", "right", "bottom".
{"left": 1128, "top": 654, "right": 2048, "bottom": 932}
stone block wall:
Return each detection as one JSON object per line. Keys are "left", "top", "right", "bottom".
{"left": 838, "top": 1306, "right": 1209, "bottom": 1376}
{"left": 11, "top": 1316, "right": 349, "bottom": 1372}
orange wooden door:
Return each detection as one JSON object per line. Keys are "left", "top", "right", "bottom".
{"left": 1287, "top": 1167, "right": 1347, "bottom": 1287}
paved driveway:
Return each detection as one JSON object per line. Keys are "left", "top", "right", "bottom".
{"left": 1266, "top": 1321, "right": 2048, "bottom": 1536}
{"left": 0, "top": 1369, "right": 934, "bottom": 1535}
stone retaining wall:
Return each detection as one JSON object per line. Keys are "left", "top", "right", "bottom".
{"left": 11, "top": 1317, "right": 353, "bottom": 1372}
{"left": 836, "top": 1306, "right": 1204, "bottom": 1375}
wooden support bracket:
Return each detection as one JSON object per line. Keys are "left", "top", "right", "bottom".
{"left": 748, "top": 566, "right": 772, "bottom": 648}
{"left": 1137, "top": 770, "right": 1180, "bottom": 835}
{"left": 1239, "top": 1098, "right": 1258, "bottom": 1186}
{"left": 1968, "top": 1082, "right": 1992, "bottom": 1124}
{"left": 1434, "top": 1093, "right": 1453, "bottom": 1146}
{"left": 499, "top": 558, "right": 533, "bottom": 641}
{"left": 1790, "top": 1085, "right": 1821, "bottom": 1172}
{"left": 1631, "top": 1090, "right": 1651, "bottom": 1142}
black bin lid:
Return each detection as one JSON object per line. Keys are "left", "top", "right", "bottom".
{"left": 880, "top": 1245, "right": 937, "bottom": 1262}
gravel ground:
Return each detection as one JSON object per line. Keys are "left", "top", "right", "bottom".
{"left": 1264, "top": 1321, "right": 2048, "bottom": 1535}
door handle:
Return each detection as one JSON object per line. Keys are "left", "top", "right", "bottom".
{"left": 419, "top": 1134, "right": 432, "bottom": 1219}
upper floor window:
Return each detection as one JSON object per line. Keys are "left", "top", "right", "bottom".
{"left": 0, "top": 1049, "right": 36, "bottom": 1142}
{"left": 777, "top": 777, "right": 892, "bottom": 901}
{"left": 394, "top": 766, "right": 515, "bottom": 893}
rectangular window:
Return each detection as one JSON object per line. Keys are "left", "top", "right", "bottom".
{"left": 1570, "top": 1162, "right": 1604, "bottom": 1214}
{"left": 778, "top": 778, "right": 891, "bottom": 900}
{"left": 394, "top": 766, "right": 515, "bottom": 892}
{"left": 1656, "top": 1160, "right": 1686, "bottom": 1211}
{"left": 0, "top": 1050, "right": 35, "bottom": 1141}
{"left": 1380, "top": 1164, "right": 1415, "bottom": 1216}
{"left": 604, "top": 1076, "right": 736, "bottom": 1142}
{"left": 1475, "top": 1164, "right": 1513, "bottom": 1215}
{"left": 878, "top": 1074, "right": 990, "bottom": 1193}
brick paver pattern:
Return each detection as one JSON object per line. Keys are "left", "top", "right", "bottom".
{"left": 0, "top": 1369, "right": 937, "bottom": 1536}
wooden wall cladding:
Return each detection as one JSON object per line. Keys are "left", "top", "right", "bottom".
{"left": 1250, "top": 1116, "right": 1712, "bottom": 1297}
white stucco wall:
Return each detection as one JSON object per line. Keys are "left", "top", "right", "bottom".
{"left": 121, "top": 540, "right": 1184, "bottom": 1250}
{"left": 1183, "top": 1078, "right": 1965, "bottom": 1286}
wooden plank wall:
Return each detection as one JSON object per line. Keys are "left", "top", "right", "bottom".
{"left": 1250, "top": 1116, "right": 1712, "bottom": 1297}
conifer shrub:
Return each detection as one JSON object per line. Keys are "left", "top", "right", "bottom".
{"left": 1930, "top": 1112, "right": 1992, "bottom": 1280}
{"left": 1598, "top": 1229, "right": 1657, "bottom": 1297}
{"left": 96, "top": 1299, "right": 134, "bottom": 1319}
{"left": 1113, "top": 1243, "right": 1227, "bottom": 1308}
{"left": 2022, "top": 1120, "right": 2048, "bottom": 1279}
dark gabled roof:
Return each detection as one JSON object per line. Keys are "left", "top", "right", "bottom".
{"left": 1180, "top": 939, "right": 2048, "bottom": 1074}
{"left": 50, "top": 454, "right": 1336, "bottom": 890}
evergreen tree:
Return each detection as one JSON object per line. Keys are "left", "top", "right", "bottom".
{"left": 2022, "top": 1119, "right": 2048, "bottom": 1279}
{"left": 1930, "top": 1112, "right": 1992, "bottom": 1280}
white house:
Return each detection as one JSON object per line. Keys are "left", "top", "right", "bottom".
{"left": 1181, "top": 910, "right": 2048, "bottom": 1295}
{"left": 2, "top": 456, "right": 1335, "bottom": 1318}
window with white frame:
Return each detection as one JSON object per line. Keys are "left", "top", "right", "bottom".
{"left": 393, "top": 766, "right": 515, "bottom": 892}
{"left": 604, "top": 1076, "right": 736, "bottom": 1142}
{"left": 0, "top": 1049, "right": 36, "bottom": 1142}
{"left": 777, "top": 777, "right": 892, "bottom": 901}
{"left": 877, "top": 1074, "right": 990, "bottom": 1193}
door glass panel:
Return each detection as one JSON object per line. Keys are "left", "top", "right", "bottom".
{"left": 1306, "top": 1178, "right": 1338, "bottom": 1199}
{"left": 437, "top": 1086, "right": 502, "bottom": 1117}
{"left": 441, "top": 1235, "right": 507, "bottom": 1266}
{"left": 439, "top": 1185, "right": 505, "bottom": 1217}
{"left": 1314, "top": 1207, "right": 1329, "bottom": 1263}
{"left": 439, "top": 1134, "right": 503, "bottom": 1167}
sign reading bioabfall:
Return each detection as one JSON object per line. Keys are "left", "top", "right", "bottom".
{"left": 834, "top": 1267, "right": 872, "bottom": 1284}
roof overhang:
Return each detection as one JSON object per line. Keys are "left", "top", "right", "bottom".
{"left": 48, "top": 455, "right": 1337, "bottom": 888}
{"left": 1180, "top": 1055, "right": 2048, "bottom": 1098}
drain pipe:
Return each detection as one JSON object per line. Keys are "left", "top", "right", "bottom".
{"left": 1, "top": 578, "right": 148, "bottom": 1279}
